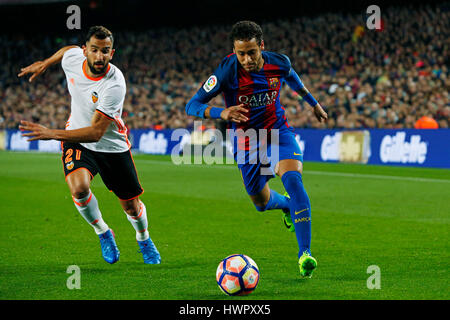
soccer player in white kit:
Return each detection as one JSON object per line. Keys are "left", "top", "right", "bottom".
{"left": 18, "top": 26, "right": 161, "bottom": 265}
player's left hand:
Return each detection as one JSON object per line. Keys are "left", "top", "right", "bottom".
{"left": 313, "top": 104, "right": 328, "bottom": 122}
{"left": 19, "top": 120, "right": 54, "bottom": 141}
{"left": 18, "top": 61, "right": 48, "bottom": 82}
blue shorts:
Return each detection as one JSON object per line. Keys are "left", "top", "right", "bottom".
{"left": 234, "top": 126, "right": 303, "bottom": 196}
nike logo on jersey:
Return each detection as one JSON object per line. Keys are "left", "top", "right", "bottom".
{"left": 294, "top": 152, "right": 302, "bottom": 156}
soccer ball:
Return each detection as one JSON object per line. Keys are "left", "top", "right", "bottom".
{"left": 216, "top": 254, "right": 260, "bottom": 296}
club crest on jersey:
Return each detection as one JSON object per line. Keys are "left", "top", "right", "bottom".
{"left": 91, "top": 91, "right": 98, "bottom": 103}
{"left": 66, "top": 161, "right": 74, "bottom": 171}
{"left": 203, "top": 75, "right": 217, "bottom": 93}
{"left": 269, "top": 78, "right": 279, "bottom": 89}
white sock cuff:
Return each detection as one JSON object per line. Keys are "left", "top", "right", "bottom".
{"left": 73, "top": 190, "right": 93, "bottom": 207}
{"left": 126, "top": 201, "right": 146, "bottom": 221}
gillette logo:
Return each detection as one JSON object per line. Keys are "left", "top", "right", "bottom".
{"left": 380, "top": 132, "right": 427, "bottom": 164}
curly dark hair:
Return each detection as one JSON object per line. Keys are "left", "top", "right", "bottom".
{"left": 85, "top": 26, "right": 114, "bottom": 45}
{"left": 230, "top": 20, "right": 263, "bottom": 47}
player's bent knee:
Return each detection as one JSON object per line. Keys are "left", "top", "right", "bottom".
{"left": 67, "top": 169, "right": 91, "bottom": 200}
{"left": 252, "top": 198, "right": 269, "bottom": 212}
{"left": 71, "top": 186, "right": 90, "bottom": 200}
{"left": 250, "top": 192, "right": 270, "bottom": 212}
{"left": 121, "top": 198, "right": 141, "bottom": 217}
{"left": 254, "top": 203, "right": 267, "bottom": 212}
{"left": 124, "top": 207, "right": 139, "bottom": 216}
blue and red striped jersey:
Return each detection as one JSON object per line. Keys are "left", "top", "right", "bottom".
{"left": 187, "top": 51, "right": 299, "bottom": 131}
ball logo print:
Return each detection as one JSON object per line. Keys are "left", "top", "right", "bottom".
{"left": 216, "top": 254, "right": 260, "bottom": 296}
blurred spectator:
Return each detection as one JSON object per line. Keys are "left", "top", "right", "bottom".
{"left": 414, "top": 115, "right": 439, "bottom": 129}
{"left": 0, "top": 2, "right": 448, "bottom": 130}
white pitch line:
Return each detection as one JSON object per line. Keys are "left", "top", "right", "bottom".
{"left": 133, "top": 158, "right": 450, "bottom": 184}
{"left": 305, "top": 170, "right": 450, "bottom": 184}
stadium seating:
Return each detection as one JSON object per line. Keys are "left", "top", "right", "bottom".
{"left": 0, "top": 3, "right": 448, "bottom": 131}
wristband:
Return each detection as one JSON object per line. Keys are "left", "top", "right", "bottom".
{"left": 303, "top": 93, "right": 318, "bottom": 107}
{"left": 209, "top": 107, "right": 223, "bottom": 119}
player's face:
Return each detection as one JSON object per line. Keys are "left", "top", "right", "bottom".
{"left": 83, "top": 36, "right": 115, "bottom": 75}
{"left": 233, "top": 38, "right": 264, "bottom": 73}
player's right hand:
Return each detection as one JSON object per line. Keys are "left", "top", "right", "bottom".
{"left": 221, "top": 104, "right": 249, "bottom": 123}
{"left": 18, "top": 61, "right": 48, "bottom": 82}
{"left": 19, "top": 120, "right": 53, "bottom": 141}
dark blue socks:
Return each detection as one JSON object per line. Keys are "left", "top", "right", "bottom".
{"left": 254, "top": 189, "right": 290, "bottom": 212}
{"left": 281, "top": 171, "right": 312, "bottom": 257}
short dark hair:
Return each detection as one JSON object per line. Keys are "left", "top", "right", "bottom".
{"left": 230, "top": 21, "right": 263, "bottom": 46}
{"left": 86, "top": 26, "right": 114, "bottom": 45}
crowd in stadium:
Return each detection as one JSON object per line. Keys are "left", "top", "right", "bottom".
{"left": 0, "top": 2, "right": 448, "bottom": 131}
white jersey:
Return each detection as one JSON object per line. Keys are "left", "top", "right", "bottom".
{"left": 61, "top": 47, "right": 130, "bottom": 153}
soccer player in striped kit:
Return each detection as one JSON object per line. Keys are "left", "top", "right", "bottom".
{"left": 18, "top": 26, "right": 160, "bottom": 265}
{"left": 186, "top": 21, "right": 327, "bottom": 277}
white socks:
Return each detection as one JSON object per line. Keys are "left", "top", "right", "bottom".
{"left": 126, "top": 200, "right": 150, "bottom": 241}
{"left": 73, "top": 190, "right": 109, "bottom": 235}
{"left": 73, "top": 191, "right": 149, "bottom": 241}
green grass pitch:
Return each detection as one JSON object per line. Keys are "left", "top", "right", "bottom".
{"left": 0, "top": 151, "right": 448, "bottom": 300}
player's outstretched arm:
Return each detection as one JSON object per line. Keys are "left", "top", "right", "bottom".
{"left": 18, "top": 45, "right": 79, "bottom": 82}
{"left": 19, "top": 111, "right": 111, "bottom": 143}
{"left": 285, "top": 68, "right": 328, "bottom": 122}
{"left": 297, "top": 86, "right": 328, "bottom": 122}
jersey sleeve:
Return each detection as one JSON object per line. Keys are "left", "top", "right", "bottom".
{"left": 198, "top": 56, "right": 232, "bottom": 101}
{"left": 281, "top": 54, "right": 318, "bottom": 106}
{"left": 280, "top": 53, "right": 293, "bottom": 78}
{"left": 285, "top": 68, "right": 306, "bottom": 92}
{"left": 61, "top": 47, "right": 84, "bottom": 73}
{"left": 185, "top": 55, "right": 233, "bottom": 118}
{"left": 96, "top": 84, "right": 126, "bottom": 120}
{"left": 280, "top": 54, "right": 306, "bottom": 92}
